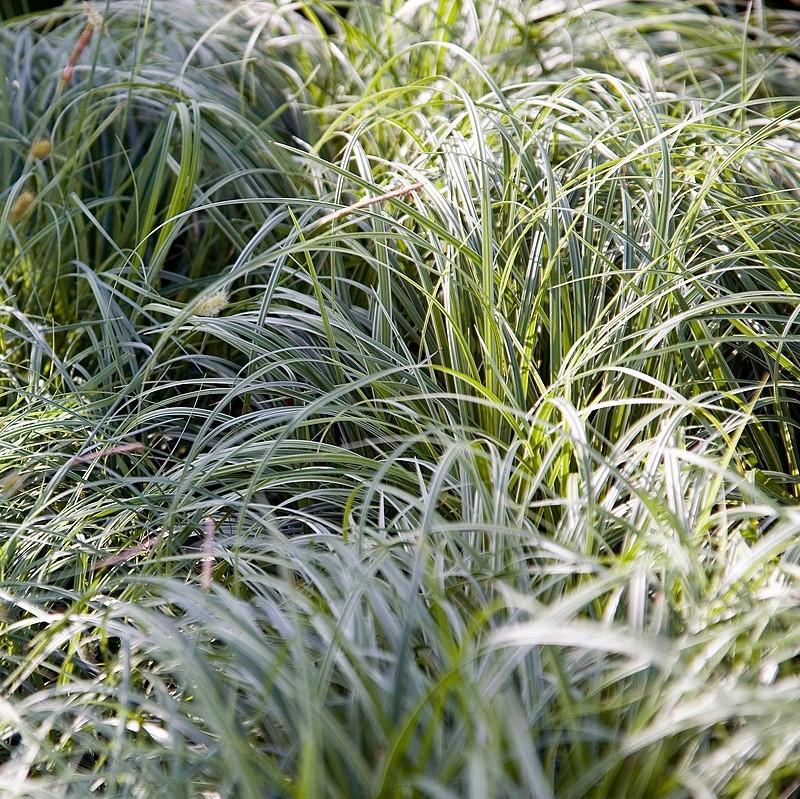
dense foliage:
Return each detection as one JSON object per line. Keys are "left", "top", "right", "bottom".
{"left": 3, "top": 1, "right": 800, "bottom": 796}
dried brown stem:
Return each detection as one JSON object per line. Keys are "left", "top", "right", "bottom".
{"left": 201, "top": 518, "right": 216, "bottom": 591}
{"left": 95, "top": 536, "right": 159, "bottom": 570}
{"left": 59, "top": 5, "right": 103, "bottom": 88}
{"left": 60, "top": 23, "right": 94, "bottom": 87}
{"left": 315, "top": 181, "right": 423, "bottom": 227}
{"left": 72, "top": 442, "right": 144, "bottom": 465}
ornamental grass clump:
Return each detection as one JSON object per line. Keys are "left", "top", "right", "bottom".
{"left": 3, "top": 1, "right": 800, "bottom": 798}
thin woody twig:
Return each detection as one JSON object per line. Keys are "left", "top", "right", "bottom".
{"left": 315, "top": 181, "right": 423, "bottom": 227}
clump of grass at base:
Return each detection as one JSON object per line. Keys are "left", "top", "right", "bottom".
{"left": 4, "top": 1, "right": 800, "bottom": 798}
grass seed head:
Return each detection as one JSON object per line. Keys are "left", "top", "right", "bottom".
{"left": 9, "top": 190, "right": 35, "bottom": 224}
{"left": 29, "top": 138, "right": 52, "bottom": 160}
{"left": 83, "top": 2, "right": 103, "bottom": 29}
{"left": 194, "top": 290, "right": 229, "bottom": 317}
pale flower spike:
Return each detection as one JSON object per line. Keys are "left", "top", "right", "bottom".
{"left": 194, "top": 290, "right": 229, "bottom": 317}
